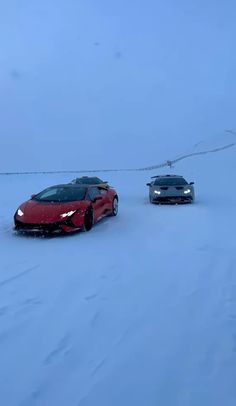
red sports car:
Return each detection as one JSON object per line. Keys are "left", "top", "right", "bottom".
{"left": 14, "top": 184, "right": 118, "bottom": 234}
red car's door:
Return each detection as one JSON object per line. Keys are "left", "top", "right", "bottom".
{"left": 87, "top": 187, "right": 106, "bottom": 222}
{"left": 98, "top": 187, "right": 112, "bottom": 212}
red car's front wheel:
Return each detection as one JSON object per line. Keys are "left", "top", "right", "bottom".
{"left": 83, "top": 207, "right": 93, "bottom": 231}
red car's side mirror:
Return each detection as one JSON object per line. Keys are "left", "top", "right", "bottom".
{"left": 31, "top": 194, "right": 37, "bottom": 199}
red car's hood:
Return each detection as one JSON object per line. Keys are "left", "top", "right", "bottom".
{"left": 17, "top": 200, "right": 86, "bottom": 224}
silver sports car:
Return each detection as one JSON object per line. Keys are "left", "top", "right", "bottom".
{"left": 147, "top": 175, "right": 195, "bottom": 204}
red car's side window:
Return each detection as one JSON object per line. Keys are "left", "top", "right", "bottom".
{"left": 99, "top": 188, "right": 108, "bottom": 196}
{"left": 87, "top": 187, "right": 101, "bottom": 201}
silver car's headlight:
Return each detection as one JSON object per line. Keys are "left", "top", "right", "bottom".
{"left": 184, "top": 189, "right": 191, "bottom": 194}
{"left": 154, "top": 190, "right": 161, "bottom": 195}
{"left": 17, "top": 208, "right": 24, "bottom": 216}
{"left": 60, "top": 210, "right": 76, "bottom": 218}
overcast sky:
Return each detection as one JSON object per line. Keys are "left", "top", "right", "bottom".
{"left": 0, "top": 0, "right": 236, "bottom": 171}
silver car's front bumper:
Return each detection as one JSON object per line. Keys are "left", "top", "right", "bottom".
{"left": 151, "top": 195, "right": 193, "bottom": 203}
{"left": 150, "top": 188, "right": 194, "bottom": 203}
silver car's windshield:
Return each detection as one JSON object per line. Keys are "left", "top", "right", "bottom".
{"left": 154, "top": 178, "right": 188, "bottom": 186}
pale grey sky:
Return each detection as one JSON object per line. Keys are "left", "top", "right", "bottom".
{"left": 0, "top": 0, "right": 235, "bottom": 171}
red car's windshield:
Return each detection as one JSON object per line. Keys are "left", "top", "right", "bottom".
{"left": 33, "top": 186, "right": 87, "bottom": 203}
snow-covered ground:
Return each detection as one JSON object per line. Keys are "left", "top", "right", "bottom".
{"left": 0, "top": 148, "right": 236, "bottom": 406}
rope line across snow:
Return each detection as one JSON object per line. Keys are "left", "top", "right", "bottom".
{"left": 0, "top": 141, "right": 235, "bottom": 176}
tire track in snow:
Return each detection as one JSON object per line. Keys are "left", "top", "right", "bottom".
{"left": 225, "top": 258, "right": 236, "bottom": 354}
{"left": 0, "top": 298, "right": 42, "bottom": 318}
{"left": 76, "top": 327, "right": 131, "bottom": 405}
{"left": 44, "top": 334, "right": 72, "bottom": 366}
{"left": 0, "top": 265, "right": 39, "bottom": 289}
{"left": 90, "top": 327, "right": 131, "bottom": 378}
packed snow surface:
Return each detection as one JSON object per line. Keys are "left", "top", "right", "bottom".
{"left": 0, "top": 150, "right": 236, "bottom": 406}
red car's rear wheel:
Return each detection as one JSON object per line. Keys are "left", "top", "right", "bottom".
{"left": 110, "top": 197, "right": 118, "bottom": 216}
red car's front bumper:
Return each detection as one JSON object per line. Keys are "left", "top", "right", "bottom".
{"left": 14, "top": 217, "right": 82, "bottom": 234}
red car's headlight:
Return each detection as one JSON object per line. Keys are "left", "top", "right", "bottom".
{"left": 60, "top": 210, "right": 76, "bottom": 219}
{"left": 17, "top": 208, "right": 24, "bottom": 217}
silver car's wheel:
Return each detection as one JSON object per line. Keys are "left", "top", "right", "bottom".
{"left": 111, "top": 198, "right": 118, "bottom": 216}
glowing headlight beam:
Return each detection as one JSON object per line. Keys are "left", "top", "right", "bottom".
{"left": 184, "top": 189, "right": 191, "bottom": 194}
{"left": 60, "top": 210, "right": 76, "bottom": 218}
